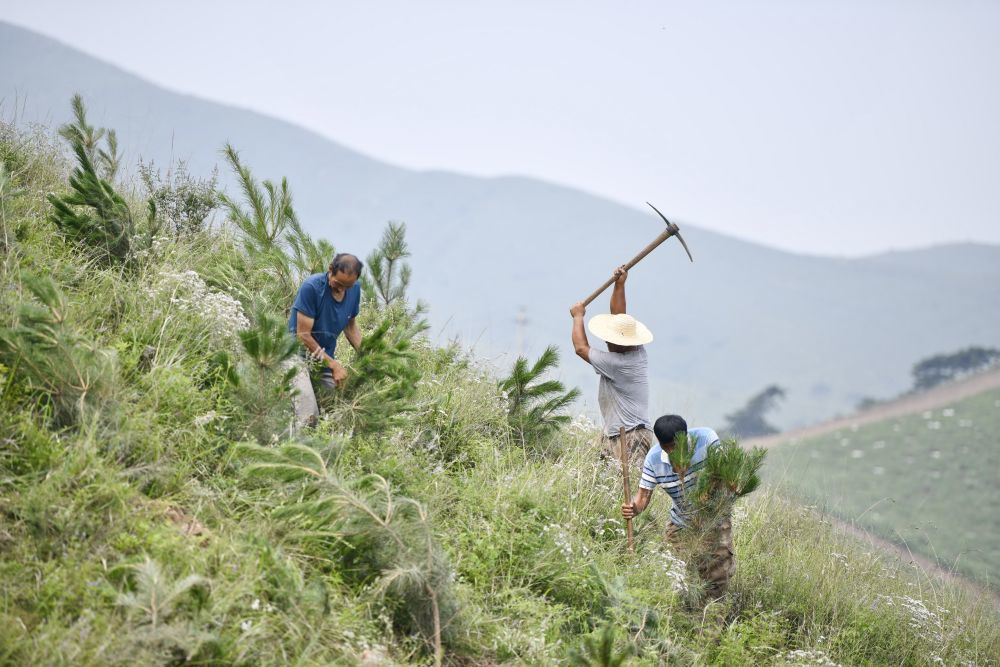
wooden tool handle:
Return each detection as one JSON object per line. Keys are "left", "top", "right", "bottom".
{"left": 619, "top": 426, "right": 635, "bottom": 553}
{"left": 581, "top": 226, "right": 676, "bottom": 307}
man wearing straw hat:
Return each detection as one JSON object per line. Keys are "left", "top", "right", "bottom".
{"left": 570, "top": 265, "right": 654, "bottom": 462}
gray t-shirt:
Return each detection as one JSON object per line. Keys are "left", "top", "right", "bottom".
{"left": 588, "top": 345, "right": 651, "bottom": 436}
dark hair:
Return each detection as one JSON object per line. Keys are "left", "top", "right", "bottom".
{"left": 330, "top": 253, "right": 363, "bottom": 277}
{"left": 653, "top": 414, "right": 688, "bottom": 447}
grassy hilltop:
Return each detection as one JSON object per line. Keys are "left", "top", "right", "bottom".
{"left": 1, "top": 114, "right": 998, "bottom": 666}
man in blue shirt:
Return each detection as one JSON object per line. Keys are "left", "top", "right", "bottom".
{"left": 621, "top": 414, "right": 736, "bottom": 598}
{"left": 288, "top": 253, "right": 364, "bottom": 426}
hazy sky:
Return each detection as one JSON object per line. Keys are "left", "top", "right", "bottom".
{"left": 4, "top": 1, "right": 999, "bottom": 256}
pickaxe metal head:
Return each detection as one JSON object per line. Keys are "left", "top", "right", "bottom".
{"left": 646, "top": 201, "right": 694, "bottom": 263}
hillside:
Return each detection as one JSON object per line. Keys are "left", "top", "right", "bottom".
{"left": 2, "top": 104, "right": 999, "bottom": 665}
{"left": 4, "top": 21, "right": 1000, "bottom": 431}
{"left": 763, "top": 383, "right": 1000, "bottom": 589}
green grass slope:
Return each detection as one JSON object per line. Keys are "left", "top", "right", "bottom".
{"left": 1, "top": 119, "right": 997, "bottom": 666}
{"left": 766, "top": 388, "right": 1000, "bottom": 589}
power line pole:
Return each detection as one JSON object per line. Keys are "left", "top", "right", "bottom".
{"left": 514, "top": 306, "right": 528, "bottom": 357}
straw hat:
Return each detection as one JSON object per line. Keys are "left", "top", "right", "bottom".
{"left": 587, "top": 313, "right": 653, "bottom": 346}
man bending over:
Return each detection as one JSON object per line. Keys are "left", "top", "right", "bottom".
{"left": 622, "top": 414, "right": 735, "bottom": 598}
{"left": 288, "top": 253, "right": 364, "bottom": 426}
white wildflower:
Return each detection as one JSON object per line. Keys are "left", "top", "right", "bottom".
{"left": 240, "top": 619, "right": 252, "bottom": 632}
{"left": 569, "top": 413, "right": 597, "bottom": 433}
{"left": 781, "top": 648, "right": 841, "bottom": 666}
{"left": 871, "top": 594, "right": 947, "bottom": 643}
{"left": 941, "top": 408, "right": 955, "bottom": 417}
{"left": 542, "top": 523, "right": 575, "bottom": 561}
{"left": 850, "top": 450, "right": 864, "bottom": 459}
{"left": 648, "top": 545, "right": 688, "bottom": 593}
{"left": 193, "top": 411, "right": 217, "bottom": 427}
{"left": 155, "top": 270, "right": 250, "bottom": 340}
{"left": 250, "top": 598, "right": 260, "bottom": 611}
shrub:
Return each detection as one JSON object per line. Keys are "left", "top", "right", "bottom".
{"left": 139, "top": 159, "right": 219, "bottom": 239}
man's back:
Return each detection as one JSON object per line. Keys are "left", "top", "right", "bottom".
{"left": 588, "top": 345, "right": 650, "bottom": 436}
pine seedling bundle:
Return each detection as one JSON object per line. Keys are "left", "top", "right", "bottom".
{"left": 325, "top": 315, "right": 422, "bottom": 436}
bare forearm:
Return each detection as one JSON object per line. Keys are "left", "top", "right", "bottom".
{"left": 571, "top": 315, "right": 590, "bottom": 360}
{"left": 344, "top": 318, "right": 362, "bottom": 351}
{"left": 611, "top": 282, "right": 626, "bottom": 315}
{"left": 632, "top": 488, "right": 652, "bottom": 514}
{"left": 298, "top": 332, "right": 331, "bottom": 362}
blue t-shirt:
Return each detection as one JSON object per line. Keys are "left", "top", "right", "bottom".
{"left": 288, "top": 273, "right": 361, "bottom": 359}
{"left": 638, "top": 427, "right": 721, "bottom": 527}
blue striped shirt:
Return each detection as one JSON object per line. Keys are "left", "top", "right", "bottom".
{"left": 639, "top": 427, "right": 721, "bottom": 527}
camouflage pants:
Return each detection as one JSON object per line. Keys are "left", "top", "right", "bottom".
{"left": 666, "top": 516, "right": 736, "bottom": 599}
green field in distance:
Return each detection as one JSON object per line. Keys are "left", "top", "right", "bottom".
{"left": 765, "top": 387, "right": 1000, "bottom": 589}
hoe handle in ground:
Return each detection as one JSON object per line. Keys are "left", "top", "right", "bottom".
{"left": 581, "top": 222, "right": 687, "bottom": 307}
{"left": 620, "top": 426, "right": 635, "bottom": 553}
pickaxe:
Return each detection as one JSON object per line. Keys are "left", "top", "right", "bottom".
{"left": 581, "top": 202, "right": 693, "bottom": 307}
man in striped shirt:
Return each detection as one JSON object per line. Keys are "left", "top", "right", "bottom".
{"left": 621, "top": 414, "right": 736, "bottom": 598}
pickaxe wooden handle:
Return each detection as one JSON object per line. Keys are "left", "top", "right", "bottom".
{"left": 581, "top": 202, "right": 693, "bottom": 307}
{"left": 619, "top": 426, "right": 634, "bottom": 553}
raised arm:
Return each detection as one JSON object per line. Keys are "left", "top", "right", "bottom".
{"left": 570, "top": 301, "right": 590, "bottom": 362}
{"left": 610, "top": 265, "right": 627, "bottom": 315}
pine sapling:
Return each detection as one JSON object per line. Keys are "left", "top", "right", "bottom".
{"left": 499, "top": 345, "right": 580, "bottom": 450}
{"left": 235, "top": 311, "right": 298, "bottom": 441}
{"left": 48, "top": 95, "right": 134, "bottom": 265}
{"left": 325, "top": 315, "right": 423, "bottom": 436}
{"left": 0, "top": 274, "right": 116, "bottom": 424}
{"left": 364, "top": 221, "right": 413, "bottom": 308}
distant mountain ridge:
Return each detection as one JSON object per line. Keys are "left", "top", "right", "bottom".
{"left": 4, "top": 20, "right": 1000, "bottom": 428}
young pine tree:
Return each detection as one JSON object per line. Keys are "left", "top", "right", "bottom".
{"left": 323, "top": 316, "right": 423, "bottom": 436}
{"left": 218, "top": 144, "right": 333, "bottom": 309}
{"left": 232, "top": 311, "right": 299, "bottom": 442}
{"left": 48, "top": 95, "right": 134, "bottom": 265}
{"left": 0, "top": 274, "right": 116, "bottom": 425}
{"left": 499, "top": 345, "right": 580, "bottom": 450}
{"left": 238, "top": 439, "right": 457, "bottom": 665}
{"left": 669, "top": 436, "right": 767, "bottom": 603}
{"left": 364, "top": 221, "right": 413, "bottom": 308}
